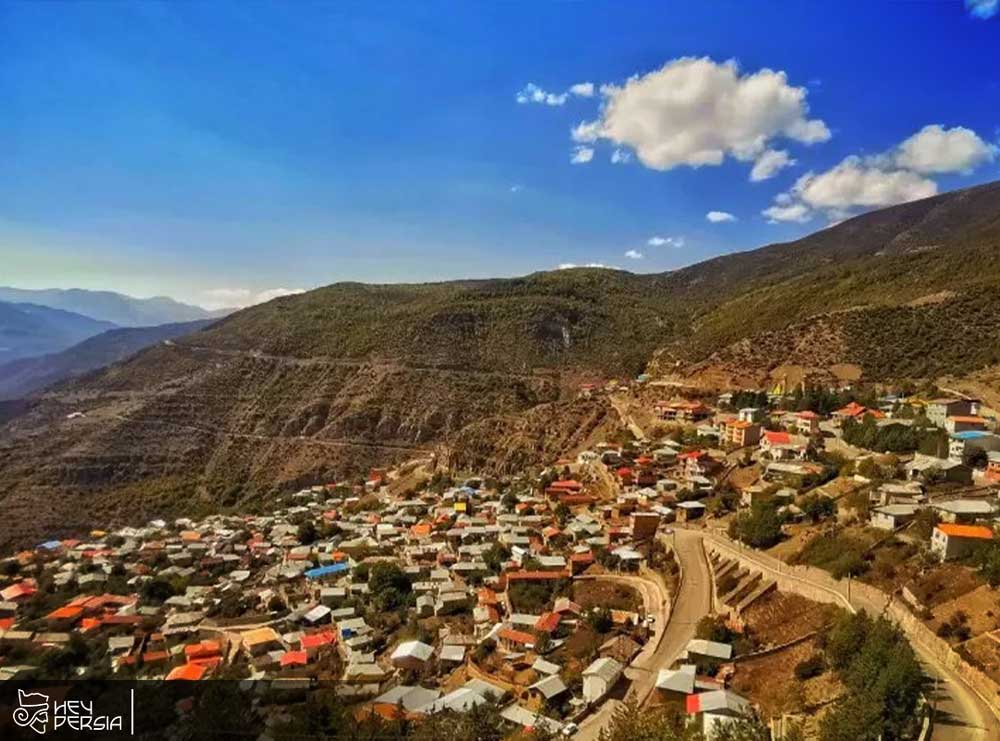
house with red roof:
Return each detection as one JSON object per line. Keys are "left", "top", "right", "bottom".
{"left": 534, "top": 612, "right": 561, "bottom": 634}
{"left": 759, "top": 431, "right": 809, "bottom": 460}
{"left": 0, "top": 581, "right": 37, "bottom": 602}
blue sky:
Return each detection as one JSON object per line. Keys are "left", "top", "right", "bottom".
{"left": 1, "top": 1, "right": 998, "bottom": 309}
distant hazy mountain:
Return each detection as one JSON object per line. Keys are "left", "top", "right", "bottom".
{"left": 0, "top": 301, "right": 117, "bottom": 363}
{"left": 0, "top": 287, "right": 226, "bottom": 327}
{"left": 0, "top": 319, "right": 215, "bottom": 400}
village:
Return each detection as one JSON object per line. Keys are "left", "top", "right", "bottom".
{"left": 3, "top": 377, "right": 1000, "bottom": 740}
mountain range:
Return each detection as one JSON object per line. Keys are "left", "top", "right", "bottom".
{"left": 0, "top": 320, "right": 215, "bottom": 401}
{"left": 1, "top": 180, "right": 999, "bottom": 547}
{"left": 0, "top": 301, "right": 117, "bottom": 364}
{"left": 0, "top": 286, "right": 226, "bottom": 327}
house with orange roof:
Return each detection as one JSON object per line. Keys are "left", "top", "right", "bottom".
{"left": 726, "top": 420, "right": 761, "bottom": 447}
{"left": 945, "top": 415, "right": 988, "bottom": 434}
{"left": 410, "top": 522, "right": 433, "bottom": 540}
{"left": 44, "top": 605, "right": 85, "bottom": 628}
{"left": 166, "top": 662, "right": 209, "bottom": 681}
{"left": 299, "top": 630, "right": 336, "bottom": 657}
{"left": 184, "top": 640, "right": 222, "bottom": 662}
{"left": 655, "top": 401, "right": 712, "bottom": 424}
{"left": 280, "top": 650, "right": 309, "bottom": 668}
{"left": 833, "top": 401, "right": 868, "bottom": 423}
{"left": 498, "top": 627, "right": 535, "bottom": 650}
{"left": 931, "top": 523, "right": 994, "bottom": 561}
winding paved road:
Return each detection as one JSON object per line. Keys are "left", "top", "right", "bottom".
{"left": 574, "top": 529, "right": 713, "bottom": 740}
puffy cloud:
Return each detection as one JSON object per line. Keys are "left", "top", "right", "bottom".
{"left": 966, "top": 0, "right": 998, "bottom": 19}
{"left": 510, "top": 184, "right": 524, "bottom": 193}
{"left": 706, "top": 211, "right": 737, "bottom": 223}
{"left": 893, "top": 124, "right": 997, "bottom": 174}
{"left": 203, "top": 287, "right": 305, "bottom": 310}
{"left": 647, "top": 235, "right": 684, "bottom": 248}
{"left": 762, "top": 201, "right": 812, "bottom": 224}
{"left": 624, "top": 249, "right": 644, "bottom": 260}
{"left": 793, "top": 157, "right": 937, "bottom": 210}
{"left": 557, "top": 262, "right": 617, "bottom": 270}
{"left": 571, "top": 146, "right": 594, "bottom": 164}
{"left": 517, "top": 81, "right": 596, "bottom": 106}
{"left": 750, "top": 149, "right": 795, "bottom": 181}
{"left": 762, "top": 123, "right": 995, "bottom": 224}
{"left": 572, "top": 57, "right": 829, "bottom": 175}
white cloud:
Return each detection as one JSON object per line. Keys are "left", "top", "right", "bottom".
{"left": 571, "top": 57, "right": 829, "bottom": 174}
{"left": 793, "top": 157, "right": 938, "bottom": 210}
{"left": 762, "top": 202, "right": 812, "bottom": 224}
{"left": 624, "top": 249, "right": 644, "bottom": 260}
{"left": 516, "top": 83, "right": 568, "bottom": 106}
{"left": 510, "top": 184, "right": 523, "bottom": 193}
{"left": 647, "top": 235, "right": 685, "bottom": 248}
{"left": 610, "top": 148, "right": 632, "bottom": 164}
{"left": 203, "top": 287, "right": 305, "bottom": 310}
{"left": 517, "top": 81, "right": 596, "bottom": 106}
{"left": 762, "top": 123, "right": 996, "bottom": 224}
{"left": 893, "top": 124, "right": 997, "bottom": 174}
{"left": 557, "top": 262, "right": 616, "bottom": 270}
{"left": 571, "top": 146, "right": 594, "bottom": 164}
{"left": 750, "top": 149, "right": 796, "bottom": 181}
{"left": 967, "top": 0, "right": 998, "bottom": 19}
{"left": 706, "top": 211, "right": 737, "bottom": 223}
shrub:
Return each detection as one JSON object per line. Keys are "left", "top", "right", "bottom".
{"left": 794, "top": 653, "right": 825, "bottom": 680}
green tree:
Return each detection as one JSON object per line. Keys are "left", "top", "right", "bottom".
{"left": 297, "top": 520, "right": 318, "bottom": 545}
{"left": 801, "top": 494, "right": 836, "bottom": 523}
{"left": 729, "top": 501, "right": 783, "bottom": 548}
{"left": 369, "top": 562, "right": 412, "bottom": 611}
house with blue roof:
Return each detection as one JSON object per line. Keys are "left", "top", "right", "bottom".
{"left": 948, "top": 430, "right": 1000, "bottom": 463}
{"left": 303, "top": 562, "right": 350, "bottom": 580}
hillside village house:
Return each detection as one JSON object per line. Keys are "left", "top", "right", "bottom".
{"left": 758, "top": 431, "right": 808, "bottom": 460}
{"left": 832, "top": 401, "right": 873, "bottom": 425}
{"left": 932, "top": 499, "right": 995, "bottom": 524}
{"left": 988, "top": 452, "right": 1000, "bottom": 483}
{"left": 871, "top": 504, "right": 919, "bottom": 531}
{"left": 582, "top": 657, "right": 623, "bottom": 704}
{"left": 945, "top": 415, "right": 988, "bottom": 435}
{"left": 686, "top": 689, "right": 753, "bottom": 739}
{"left": 931, "top": 524, "right": 994, "bottom": 560}
{"left": 655, "top": 401, "right": 711, "bottom": 424}
{"left": 926, "top": 398, "right": 978, "bottom": 428}
{"left": 949, "top": 431, "right": 1000, "bottom": 463}
{"left": 906, "top": 454, "right": 972, "bottom": 485}
{"left": 724, "top": 420, "right": 761, "bottom": 448}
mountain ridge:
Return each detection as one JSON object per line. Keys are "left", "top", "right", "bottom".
{"left": 0, "top": 286, "right": 228, "bottom": 327}
{"left": 1, "top": 180, "right": 1000, "bottom": 547}
{"left": 0, "top": 319, "right": 216, "bottom": 401}
{"left": 0, "top": 301, "right": 118, "bottom": 364}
